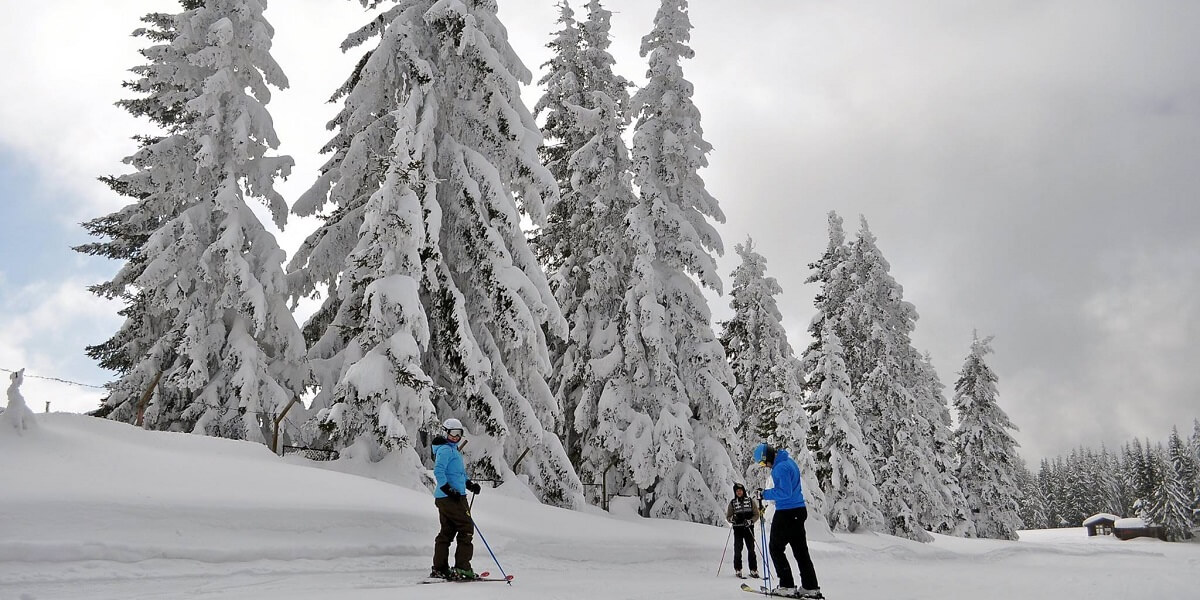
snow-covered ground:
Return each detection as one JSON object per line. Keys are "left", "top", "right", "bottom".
{"left": 2, "top": 414, "right": 1198, "bottom": 600}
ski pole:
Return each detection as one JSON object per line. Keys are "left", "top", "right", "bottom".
{"left": 716, "top": 524, "right": 733, "bottom": 576}
{"left": 759, "top": 503, "right": 773, "bottom": 593}
{"left": 469, "top": 495, "right": 512, "bottom": 586}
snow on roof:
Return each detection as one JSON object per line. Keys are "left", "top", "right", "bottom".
{"left": 1083, "top": 513, "right": 1120, "bottom": 526}
{"left": 1114, "top": 517, "right": 1148, "bottom": 529}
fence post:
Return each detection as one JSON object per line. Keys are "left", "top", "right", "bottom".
{"left": 273, "top": 395, "right": 302, "bottom": 455}
{"left": 135, "top": 370, "right": 164, "bottom": 428}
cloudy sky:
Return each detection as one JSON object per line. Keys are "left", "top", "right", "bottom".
{"left": 1, "top": 0, "right": 1197, "bottom": 463}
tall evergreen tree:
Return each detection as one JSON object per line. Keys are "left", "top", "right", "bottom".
{"left": 800, "top": 212, "right": 852, "bottom": 399}
{"left": 1015, "top": 460, "right": 1049, "bottom": 530}
{"left": 533, "top": 0, "right": 634, "bottom": 476}
{"left": 914, "top": 351, "right": 973, "bottom": 535}
{"left": 534, "top": 1, "right": 586, "bottom": 195}
{"left": 599, "top": 0, "right": 738, "bottom": 523}
{"left": 77, "top": 2, "right": 203, "bottom": 378}
{"left": 81, "top": 0, "right": 306, "bottom": 442}
{"left": 952, "top": 334, "right": 1022, "bottom": 540}
{"left": 719, "top": 238, "right": 825, "bottom": 517}
{"left": 807, "top": 318, "right": 884, "bottom": 532}
{"left": 1131, "top": 438, "right": 1160, "bottom": 521}
{"left": 1149, "top": 429, "right": 1194, "bottom": 540}
{"left": 841, "top": 217, "right": 950, "bottom": 541}
{"left": 1190, "top": 419, "right": 1200, "bottom": 509}
{"left": 287, "top": 0, "right": 581, "bottom": 506}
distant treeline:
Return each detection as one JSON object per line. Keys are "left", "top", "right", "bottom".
{"left": 1017, "top": 420, "right": 1199, "bottom": 541}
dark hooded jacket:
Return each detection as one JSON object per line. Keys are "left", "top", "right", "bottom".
{"left": 727, "top": 483, "right": 761, "bottom": 527}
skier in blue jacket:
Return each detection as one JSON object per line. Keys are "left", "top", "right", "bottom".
{"left": 754, "top": 442, "right": 821, "bottom": 598}
{"left": 430, "top": 418, "right": 482, "bottom": 580}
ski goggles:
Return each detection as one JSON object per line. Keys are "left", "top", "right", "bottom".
{"left": 446, "top": 428, "right": 464, "bottom": 437}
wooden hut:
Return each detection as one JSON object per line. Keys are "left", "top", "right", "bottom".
{"left": 1083, "top": 513, "right": 1118, "bottom": 536}
{"left": 1112, "top": 517, "right": 1167, "bottom": 541}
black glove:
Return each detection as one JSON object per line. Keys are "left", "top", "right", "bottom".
{"left": 466, "top": 480, "right": 481, "bottom": 494}
{"left": 440, "top": 483, "right": 460, "bottom": 497}
{"left": 755, "top": 489, "right": 764, "bottom": 501}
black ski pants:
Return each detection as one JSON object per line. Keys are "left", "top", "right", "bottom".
{"left": 433, "top": 495, "right": 474, "bottom": 571}
{"left": 769, "top": 506, "right": 819, "bottom": 590}
{"left": 733, "top": 524, "right": 758, "bottom": 571}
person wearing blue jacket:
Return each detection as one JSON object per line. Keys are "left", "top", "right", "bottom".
{"left": 754, "top": 442, "right": 821, "bottom": 598}
{"left": 429, "top": 418, "right": 482, "bottom": 580}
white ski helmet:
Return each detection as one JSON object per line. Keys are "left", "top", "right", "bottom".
{"left": 443, "top": 418, "right": 464, "bottom": 431}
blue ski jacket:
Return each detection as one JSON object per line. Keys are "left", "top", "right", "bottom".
{"left": 433, "top": 439, "right": 467, "bottom": 498}
{"left": 761, "top": 449, "right": 807, "bottom": 510}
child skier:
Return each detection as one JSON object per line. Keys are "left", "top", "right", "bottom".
{"left": 726, "top": 483, "right": 761, "bottom": 578}
{"left": 429, "top": 418, "right": 483, "bottom": 580}
{"left": 754, "top": 442, "right": 822, "bottom": 598}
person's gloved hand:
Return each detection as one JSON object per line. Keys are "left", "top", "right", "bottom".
{"left": 466, "top": 480, "right": 482, "bottom": 494}
{"left": 755, "top": 488, "right": 764, "bottom": 501}
{"left": 440, "top": 483, "right": 460, "bottom": 497}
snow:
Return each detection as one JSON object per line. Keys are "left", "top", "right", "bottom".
{"left": 1084, "top": 513, "right": 1121, "bottom": 526}
{"left": 1116, "top": 517, "right": 1149, "bottom": 529}
{"left": 3, "top": 413, "right": 1199, "bottom": 600}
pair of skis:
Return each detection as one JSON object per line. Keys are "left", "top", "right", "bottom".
{"left": 420, "top": 571, "right": 514, "bottom": 584}
{"left": 740, "top": 583, "right": 823, "bottom": 599}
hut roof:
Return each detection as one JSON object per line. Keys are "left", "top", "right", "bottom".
{"left": 1083, "top": 513, "right": 1120, "bottom": 526}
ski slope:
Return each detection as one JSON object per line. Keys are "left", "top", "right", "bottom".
{"left": 2, "top": 413, "right": 1197, "bottom": 600}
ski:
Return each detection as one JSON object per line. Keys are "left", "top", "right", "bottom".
{"left": 740, "top": 583, "right": 823, "bottom": 599}
{"left": 420, "top": 572, "right": 515, "bottom": 584}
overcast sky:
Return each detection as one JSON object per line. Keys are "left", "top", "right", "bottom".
{"left": 1, "top": 0, "right": 1196, "bottom": 464}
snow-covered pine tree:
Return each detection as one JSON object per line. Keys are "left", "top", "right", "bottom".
{"left": 1190, "top": 419, "right": 1200, "bottom": 510}
{"left": 841, "top": 217, "right": 937, "bottom": 541}
{"left": 800, "top": 211, "right": 853, "bottom": 401}
{"left": 77, "top": 3, "right": 203, "bottom": 379}
{"left": 1149, "top": 428, "right": 1194, "bottom": 540}
{"left": 533, "top": 0, "right": 635, "bottom": 475}
{"left": 82, "top": 0, "right": 306, "bottom": 442}
{"left": 535, "top": 1, "right": 586, "bottom": 196}
{"left": 719, "top": 237, "right": 825, "bottom": 516}
{"left": 807, "top": 318, "right": 884, "bottom": 532}
{"left": 1015, "top": 460, "right": 1049, "bottom": 530}
{"left": 1037, "top": 458, "right": 1064, "bottom": 527}
{"left": 952, "top": 334, "right": 1022, "bottom": 540}
{"left": 612, "top": 0, "right": 738, "bottom": 523}
{"left": 913, "top": 350, "right": 973, "bottom": 536}
{"left": 1131, "top": 438, "right": 1160, "bottom": 522}
{"left": 287, "top": 0, "right": 582, "bottom": 506}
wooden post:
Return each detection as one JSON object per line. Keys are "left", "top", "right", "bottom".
{"left": 602, "top": 462, "right": 614, "bottom": 511}
{"left": 135, "top": 370, "right": 164, "bottom": 428}
{"left": 512, "top": 447, "right": 531, "bottom": 470}
{"left": 273, "top": 395, "right": 302, "bottom": 455}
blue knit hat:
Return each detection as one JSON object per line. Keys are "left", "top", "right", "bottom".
{"left": 753, "top": 442, "right": 775, "bottom": 465}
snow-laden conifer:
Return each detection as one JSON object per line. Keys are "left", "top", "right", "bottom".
{"left": 1149, "top": 428, "right": 1194, "bottom": 540}
{"left": 533, "top": 1, "right": 635, "bottom": 475}
{"left": 719, "top": 238, "right": 825, "bottom": 517}
{"left": 82, "top": 0, "right": 306, "bottom": 442}
{"left": 1015, "top": 460, "right": 1049, "bottom": 529}
{"left": 800, "top": 212, "right": 853, "bottom": 397}
{"left": 534, "top": 1, "right": 586, "bottom": 194}
{"left": 913, "top": 351, "right": 973, "bottom": 536}
{"left": 840, "top": 217, "right": 940, "bottom": 540}
{"left": 807, "top": 319, "right": 883, "bottom": 532}
{"left": 1190, "top": 420, "right": 1200, "bottom": 507}
{"left": 952, "top": 334, "right": 1022, "bottom": 540}
{"left": 288, "top": 0, "right": 581, "bottom": 506}
{"left": 610, "top": 0, "right": 737, "bottom": 523}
